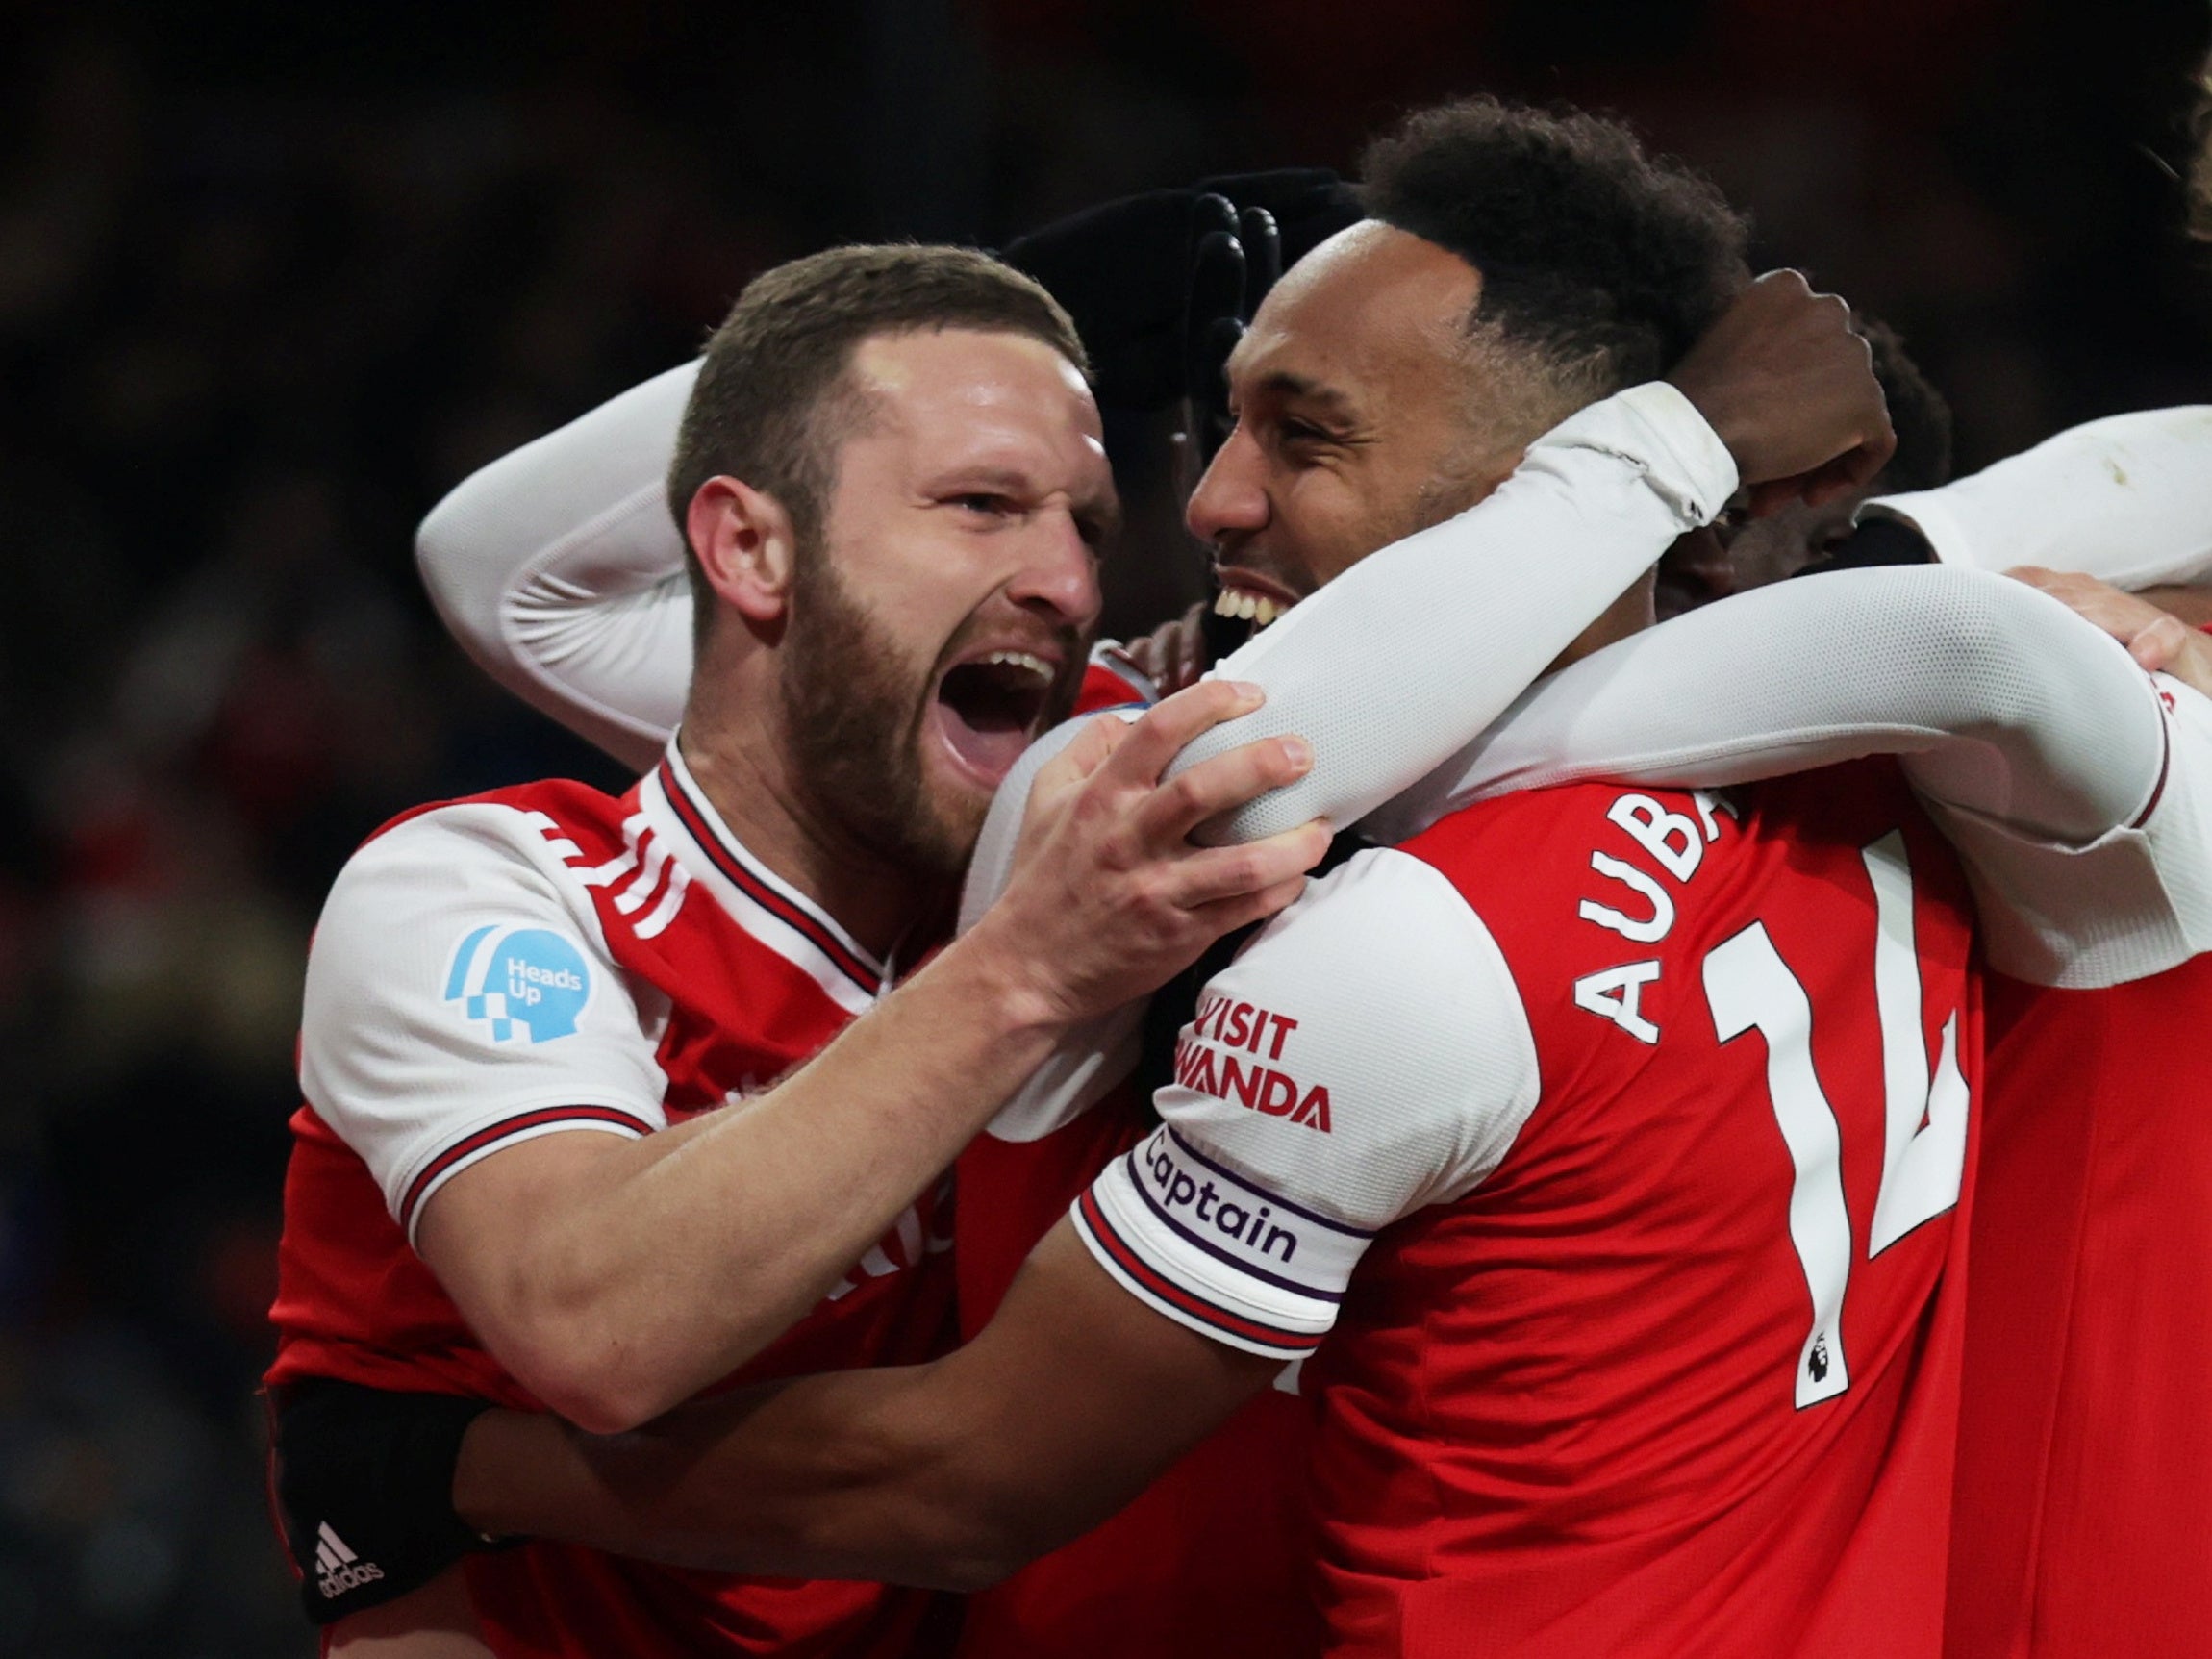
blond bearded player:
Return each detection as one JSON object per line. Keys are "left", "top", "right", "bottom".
{"left": 264, "top": 246, "right": 1335, "bottom": 1657}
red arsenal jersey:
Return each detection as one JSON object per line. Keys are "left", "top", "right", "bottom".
{"left": 1948, "top": 964, "right": 2212, "bottom": 1659}
{"left": 1078, "top": 763, "right": 1980, "bottom": 1657}
{"left": 946, "top": 673, "right": 1323, "bottom": 1659}
{"left": 268, "top": 743, "right": 955, "bottom": 1658}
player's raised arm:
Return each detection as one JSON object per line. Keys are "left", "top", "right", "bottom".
{"left": 1160, "top": 269, "right": 1889, "bottom": 846}
{"left": 415, "top": 362, "right": 700, "bottom": 772}
{"left": 1861, "top": 405, "right": 2212, "bottom": 590}
{"left": 396, "top": 678, "right": 1324, "bottom": 1439}
{"left": 1386, "top": 562, "right": 2204, "bottom": 988}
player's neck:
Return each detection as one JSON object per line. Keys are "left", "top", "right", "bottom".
{"left": 675, "top": 709, "right": 941, "bottom": 964}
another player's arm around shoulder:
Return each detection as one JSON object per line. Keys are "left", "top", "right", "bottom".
{"left": 450, "top": 1218, "right": 1283, "bottom": 1591}
{"left": 412, "top": 681, "right": 1328, "bottom": 1435}
{"left": 438, "top": 854, "right": 1519, "bottom": 1583}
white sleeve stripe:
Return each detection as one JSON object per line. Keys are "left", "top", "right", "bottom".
{"left": 1122, "top": 1141, "right": 1351, "bottom": 1304}
{"left": 398, "top": 1105, "right": 652, "bottom": 1235}
{"left": 1162, "top": 1126, "right": 1373, "bottom": 1239}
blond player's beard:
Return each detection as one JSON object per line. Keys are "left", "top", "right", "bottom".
{"left": 781, "top": 554, "right": 977, "bottom": 882}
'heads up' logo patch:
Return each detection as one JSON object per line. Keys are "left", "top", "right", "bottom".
{"left": 443, "top": 925, "right": 592, "bottom": 1043}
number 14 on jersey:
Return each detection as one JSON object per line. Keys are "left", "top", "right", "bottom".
{"left": 1704, "top": 830, "right": 1971, "bottom": 1409}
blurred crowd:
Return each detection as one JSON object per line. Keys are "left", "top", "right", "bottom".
{"left": 0, "top": 1, "right": 2206, "bottom": 1651}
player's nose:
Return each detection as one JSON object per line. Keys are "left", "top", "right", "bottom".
{"left": 1004, "top": 509, "right": 1102, "bottom": 631}
{"left": 1185, "top": 424, "right": 1269, "bottom": 548}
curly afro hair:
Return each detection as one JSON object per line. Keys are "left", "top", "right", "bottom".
{"left": 1856, "top": 314, "right": 1952, "bottom": 492}
{"left": 1359, "top": 97, "right": 1750, "bottom": 395}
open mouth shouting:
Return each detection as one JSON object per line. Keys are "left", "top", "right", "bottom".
{"left": 928, "top": 642, "right": 1068, "bottom": 788}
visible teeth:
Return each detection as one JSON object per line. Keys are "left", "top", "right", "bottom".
{"left": 1213, "top": 590, "right": 1240, "bottom": 617}
{"left": 1250, "top": 596, "right": 1280, "bottom": 628}
{"left": 982, "top": 650, "right": 1051, "bottom": 681}
{"left": 1238, "top": 592, "right": 1261, "bottom": 621}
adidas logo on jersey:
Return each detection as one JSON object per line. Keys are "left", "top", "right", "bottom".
{"left": 314, "top": 1521, "right": 386, "bottom": 1599}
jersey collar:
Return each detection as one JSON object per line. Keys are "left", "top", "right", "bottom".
{"left": 642, "top": 739, "right": 887, "bottom": 1012}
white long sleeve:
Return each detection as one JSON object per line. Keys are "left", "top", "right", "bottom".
{"left": 1863, "top": 406, "right": 2212, "bottom": 590}
{"left": 1167, "top": 380, "right": 1738, "bottom": 843}
{"left": 1367, "top": 565, "right": 2212, "bottom": 988}
{"left": 957, "top": 382, "right": 1736, "bottom": 1142}
{"left": 416, "top": 362, "right": 701, "bottom": 772}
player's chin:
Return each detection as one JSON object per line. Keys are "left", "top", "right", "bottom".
{"left": 907, "top": 754, "right": 993, "bottom": 876}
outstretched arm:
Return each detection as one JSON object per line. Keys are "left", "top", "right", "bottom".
{"left": 1377, "top": 564, "right": 2211, "bottom": 988}
{"left": 451, "top": 1220, "right": 1275, "bottom": 1590}
{"left": 1863, "top": 405, "right": 2212, "bottom": 591}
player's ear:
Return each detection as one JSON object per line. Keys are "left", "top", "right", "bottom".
{"left": 689, "top": 477, "right": 799, "bottom": 629}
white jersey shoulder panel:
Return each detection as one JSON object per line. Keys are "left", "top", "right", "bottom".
{"left": 300, "top": 801, "right": 671, "bottom": 1236}
{"left": 1076, "top": 845, "right": 1541, "bottom": 1356}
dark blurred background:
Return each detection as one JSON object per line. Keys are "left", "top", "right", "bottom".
{"left": 1, "top": 1, "right": 2208, "bottom": 1651}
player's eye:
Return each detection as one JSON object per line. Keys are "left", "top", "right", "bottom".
{"left": 1272, "top": 417, "right": 1339, "bottom": 462}
{"left": 949, "top": 492, "right": 1016, "bottom": 517}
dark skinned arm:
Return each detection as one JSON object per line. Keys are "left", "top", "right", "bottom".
{"left": 450, "top": 1219, "right": 1279, "bottom": 1591}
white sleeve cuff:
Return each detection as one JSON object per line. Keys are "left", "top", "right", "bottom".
{"left": 1862, "top": 407, "right": 2212, "bottom": 590}
{"left": 1541, "top": 379, "right": 1742, "bottom": 526}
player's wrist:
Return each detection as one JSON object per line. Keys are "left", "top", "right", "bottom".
{"left": 274, "top": 1380, "right": 515, "bottom": 1627}
{"left": 930, "top": 919, "right": 1091, "bottom": 1039}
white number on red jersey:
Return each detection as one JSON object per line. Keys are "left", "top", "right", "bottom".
{"left": 1701, "top": 831, "right": 1969, "bottom": 1409}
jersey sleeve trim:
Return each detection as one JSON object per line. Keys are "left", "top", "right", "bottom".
{"left": 1119, "top": 1126, "right": 1368, "bottom": 1302}
{"left": 398, "top": 1102, "right": 656, "bottom": 1237}
{"left": 1072, "top": 1186, "right": 1326, "bottom": 1359}
{"left": 2130, "top": 709, "right": 2173, "bottom": 829}
{"left": 1073, "top": 1122, "right": 1377, "bottom": 1359}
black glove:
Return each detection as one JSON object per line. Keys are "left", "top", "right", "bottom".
{"left": 999, "top": 168, "right": 1360, "bottom": 413}
{"left": 270, "top": 1378, "right": 510, "bottom": 1626}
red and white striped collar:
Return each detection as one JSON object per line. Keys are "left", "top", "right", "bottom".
{"left": 641, "top": 739, "right": 887, "bottom": 1014}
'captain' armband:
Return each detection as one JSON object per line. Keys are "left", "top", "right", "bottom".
{"left": 1076, "top": 1126, "right": 1370, "bottom": 1357}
